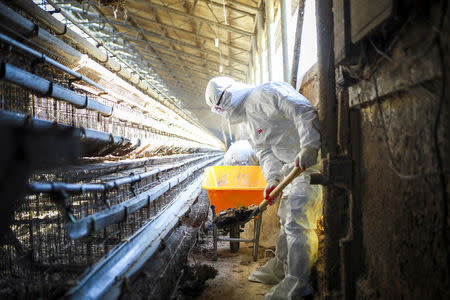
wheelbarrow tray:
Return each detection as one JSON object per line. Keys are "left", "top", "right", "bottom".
{"left": 201, "top": 165, "right": 266, "bottom": 213}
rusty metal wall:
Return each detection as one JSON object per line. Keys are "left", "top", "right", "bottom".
{"left": 312, "top": 1, "right": 450, "bottom": 299}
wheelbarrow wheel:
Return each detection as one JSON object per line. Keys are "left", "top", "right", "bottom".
{"left": 230, "top": 225, "right": 240, "bottom": 253}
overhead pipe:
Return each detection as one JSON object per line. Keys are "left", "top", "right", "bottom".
{"left": 0, "top": 62, "right": 113, "bottom": 116}
{"left": 64, "top": 156, "right": 221, "bottom": 240}
{"left": 0, "top": 2, "right": 84, "bottom": 70}
{"left": 0, "top": 32, "right": 107, "bottom": 95}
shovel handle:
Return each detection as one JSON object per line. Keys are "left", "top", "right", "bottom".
{"left": 258, "top": 166, "right": 303, "bottom": 211}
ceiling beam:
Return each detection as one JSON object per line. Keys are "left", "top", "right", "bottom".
{"left": 144, "top": 55, "right": 235, "bottom": 81}
{"left": 60, "top": 3, "right": 251, "bottom": 53}
{"left": 81, "top": 16, "right": 248, "bottom": 65}
{"left": 129, "top": 8, "right": 250, "bottom": 52}
{"left": 133, "top": 0, "right": 253, "bottom": 37}
{"left": 144, "top": 56, "right": 242, "bottom": 84}
{"left": 100, "top": 31, "right": 247, "bottom": 76}
{"left": 190, "top": 0, "right": 199, "bottom": 14}
{"left": 138, "top": 50, "right": 220, "bottom": 80}
{"left": 200, "top": 0, "right": 258, "bottom": 16}
{"left": 143, "top": 53, "right": 246, "bottom": 82}
{"left": 128, "top": 39, "right": 247, "bottom": 76}
{"left": 209, "top": 0, "right": 260, "bottom": 14}
{"left": 86, "top": 2, "right": 199, "bottom": 92}
{"left": 114, "top": 38, "right": 246, "bottom": 80}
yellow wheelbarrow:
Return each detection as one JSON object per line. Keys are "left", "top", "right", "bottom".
{"left": 202, "top": 166, "right": 266, "bottom": 261}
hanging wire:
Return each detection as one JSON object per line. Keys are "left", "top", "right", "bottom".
{"left": 219, "top": 50, "right": 223, "bottom": 73}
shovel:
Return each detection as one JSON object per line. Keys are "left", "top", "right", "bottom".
{"left": 243, "top": 166, "right": 304, "bottom": 222}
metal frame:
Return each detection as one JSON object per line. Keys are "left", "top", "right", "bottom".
{"left": 62, "top": 156, "right": 221, "bottom": 239}
{"left": 65, "top": 173, "right": 209, "bottom": 300}
{"left": 211, "top": 206, "right": 263, "bottom": 262}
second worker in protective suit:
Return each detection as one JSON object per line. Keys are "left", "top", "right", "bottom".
{"left": 205, "top": 77, "right": 322, "bottom": 299}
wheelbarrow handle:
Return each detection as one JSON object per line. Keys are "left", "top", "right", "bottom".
{"left": 259, "top": 166, "right": 303, "bottom": 212}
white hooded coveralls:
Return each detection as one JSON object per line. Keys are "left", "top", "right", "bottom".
{"left": 206, "top": 77, "right": 323, "bottom": 299}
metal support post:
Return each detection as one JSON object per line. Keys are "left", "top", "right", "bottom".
{"left": 280, "top": 0, "right": 290, "bottom": 82}
{"left": 265, "top": 0, "right": 274, "bottom": 81}
{"left": 251, "top": 36, "right": 258, "bottom": 84}
{"left": 211, "top": 205, "right": 218, "bottom": 261}
{"left": 257, "top": 11, "right": 264, "bottom": 83}
{"left": 290, "top": 1, "right": 305, "bottom": 88}
{"left": 253, "top": 212, "right": 263, "bottom": 261}
{"left": 315, "top": 0, "right": 340, "bottom": 296}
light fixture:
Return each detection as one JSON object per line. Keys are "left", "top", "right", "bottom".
{"left": 219, "top": 65, "right": 223, "bottom": 73}
{"left": 214, "top": 37, "right": 219, "bottom": 47}
{"left": 222, "top": 0, "right": 228, "bottom": 25}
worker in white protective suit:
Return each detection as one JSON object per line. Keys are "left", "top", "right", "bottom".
{"left": 205, "top": 77, "right": 322, "bottom": 299}
{"left": 223, "top": 140, "right": 259, "bottom": 166}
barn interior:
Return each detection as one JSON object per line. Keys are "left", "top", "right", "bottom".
{"left": 0, "top": 0, "right": 448, "bottom": 299}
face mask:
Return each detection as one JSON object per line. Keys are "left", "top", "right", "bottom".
{"left": 211, "top": 105, "right": 227, "bottom": 116}
{"left": 210, "top": 83, "right": 233, "bottom": 116}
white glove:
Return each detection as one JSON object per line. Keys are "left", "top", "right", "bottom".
{"left": 295, "top": 147, "right": 318, "bottom": 170}
{"left": 281, "top": 162, "right": 296, "bottom": 177}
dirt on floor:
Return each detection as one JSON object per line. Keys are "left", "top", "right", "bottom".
{"left": 189, "top": 231, "right": 276, "bottom": 300}
{"left": 178, "top": 204, "right": 324, "bottom": 300}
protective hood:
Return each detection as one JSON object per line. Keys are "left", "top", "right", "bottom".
{"left": 205, "top": 77, "right": 251, "bottom": 124}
